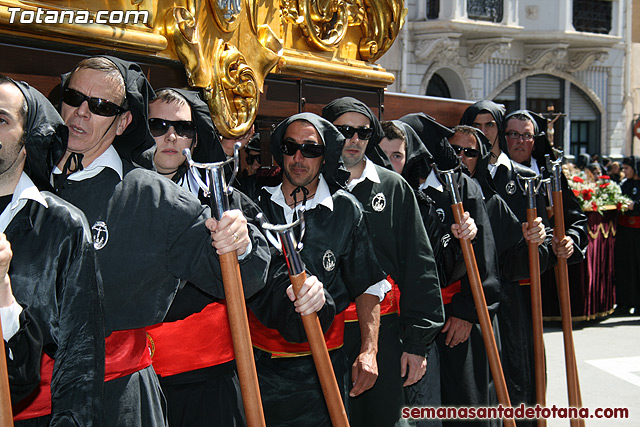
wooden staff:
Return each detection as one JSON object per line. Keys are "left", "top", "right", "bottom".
{"left": 439, "top": 170, "right": 515, "bottom": 427}
{"left": 259, "top": 214, "right": 349, "bottom": 427}
{"left": 519, "top": 175, "right": 547, "bottom": 427}
{"left": 546, "top": 155, "right": 584, "bottom": 427}
{"left": 185, "top": 147, "right": 265, "bottom": 427}
{"left": 0, "top": 315, "right": 14, "bottom": 427}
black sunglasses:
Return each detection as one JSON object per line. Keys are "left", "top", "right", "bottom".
{"left": 246, "top": 153, "right": 261, "bottom": 165}
{"left": 451, "top": 144, "right": 480, "bottom": 158}
{"left": 148, "top": 118, "right": 196, "bottom": 139}
{"left": 281, "top": 139, "right": 325, "bottom": 158}
{"left": 62, "top": 87, "right": 127, "bottom": 117}
{"left": 335, "top": 125, "right": 374, "bottom": 141}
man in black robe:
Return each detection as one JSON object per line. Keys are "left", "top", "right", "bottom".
{"left": 0, "top": 75, "right": 104, "bottom": 425}
{"left": 399, "top": 113, "right": 500, "bottom": 427}
{"left": 252, "top": 112, "right": 387, "bottom": 425}
{"left": 47, "top": 56, "right": 271, "bottom": 426}
{"left": 614, "top": 156, "right": 640, "bottom": 315}
{"left": 322, "top": 98, "right": 445, "bottom": 427}
{"left": 141, "top": 89, "right": 327, "bottom": 426}
{"left": 449, "top": 124, "right": 552, "bottom": 415}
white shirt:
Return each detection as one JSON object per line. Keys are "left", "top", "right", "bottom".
{"left": 52, "top": 145, "right": 124, "bottom": 182}
{"left": 346, "top": 156, "right": 381, "bottom": 191}
{"left": 265, "top": 174, "right": 391, "bottom": 301}
{"left": 420, "top": 170, "right": 444, "bottom": 192}
{"left": 488, "top": 151, "right": 512, "bottom": 178}
{"left": 0, "top": 173, "right": 44, "bottom": 346}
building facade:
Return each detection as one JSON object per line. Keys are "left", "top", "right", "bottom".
{"left": 379, "top": 0, "right": 633, "bottom": 159}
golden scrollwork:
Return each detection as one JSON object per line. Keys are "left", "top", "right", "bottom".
{"left": 209, "top": 0, "right": 241, "bottom": 32}
{"left": 282, "top": 0, "right": 351, "bottom": 51}
{"left": 358, "top": 0, "right": 406, "bottom": 62}
{"left": 203, "top": 40, "right": 258, "bottom": 137}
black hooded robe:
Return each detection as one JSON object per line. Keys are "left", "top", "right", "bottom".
{"left": 323, "top": 99, "right": 445, "bottom": 427}
{"left": 615, "top": 156, "right": 640, "bottom": 310}
{"left": 399, "top": 113, "right": 500, "bottom": 427}
{"left": 251, "top": 113, "right": 386, "bottom": 426}
{"left": 2, "top": 79, "right": 104, "bottom": 427}
{"left": 52, "top": 57, "right": 271, "bottom": 427}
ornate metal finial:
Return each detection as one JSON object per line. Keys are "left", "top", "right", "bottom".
{"left": 256, "top": 212, "right": 306, "bottom": 275}
{"left": 432, "top": 161, "right": 463, "bottom": 205}
{"left": 545, "top": 148, "right": 564, "bottom": 193}
{"left": 183, "top": 142, "right": 241, "bottom": 220}
{"left": 516, "top": 173, "right": 543, "bottom": 210}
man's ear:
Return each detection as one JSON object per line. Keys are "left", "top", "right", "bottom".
{"left": 115, "top": 111, "right": 133, "bottom": 136}
{"left": 192, "top": 134, "right": 198, "bottom": 150}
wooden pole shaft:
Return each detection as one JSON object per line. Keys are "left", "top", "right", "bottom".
{"left": 451, "top": 203, "right": 515, "bottom": 427}
{"left": 550, "top": 191, "right": 584, "bottom": 427}
{"left": 526, "top": 208, "right": 547, "bottom": 427}
{"left": 0, "top": 314, "right": 15, "bottom": 427}
{"left": 219, "top": 252, "right": 266, "bottom": 427}
{"left": 289, "top": 271, "right": 350, "bottom": 427}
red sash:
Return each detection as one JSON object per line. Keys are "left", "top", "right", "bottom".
{"left": 519, "top": 279, "right": 531, "bottom": 286}
{"left": 440, "top": 280, "right": 461, "bottom": 305}
{"left": 344, "top": 275, "right": 399, "bottom": 322}
{"left": 146, "top": 301, "right": 235, "bottom": 377}
{"left": 249, "top": 310, "right": 345, "bottom": 357}
{"left": 13, "top": 354, "right": 54, "bottom": 420}
{"left": 13, "top": 328, "right": 150, "bottom": 420}
{"left": 618, "top": 214, "right": 640, "bottom": 228}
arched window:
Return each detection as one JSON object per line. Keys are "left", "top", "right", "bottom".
{"left": 426, "top": 73, "right": 451, "bottom": 98}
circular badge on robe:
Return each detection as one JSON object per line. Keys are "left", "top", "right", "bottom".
{"left": 371, "top": 192, "right": 386, "bottom": 212}
{"left": 322, "top": 250, "right": 336, "bottom": 272}
{"left": 505, "top": 180, "right": 517, "bottom": 195}
{"left": 91, "top": 221, "right": 109, "bottom": 250}
{"left": 633, "top": 187, "right": 638, "bottom": 196}
{"left": 436, "top": 208, "right": 446, "bottom": 222}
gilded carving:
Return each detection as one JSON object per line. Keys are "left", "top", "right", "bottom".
{"left": 281, "top": 0, "right": 351, "bottom": 51}
{"left": 358, "top": 0, "right": 406, "bottom": 62}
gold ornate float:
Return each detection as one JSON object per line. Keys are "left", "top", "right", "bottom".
{"left": 0, "top": 0, "right": 404, "bottom": 137}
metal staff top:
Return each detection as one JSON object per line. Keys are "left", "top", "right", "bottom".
{"left": 545, "top": 148, "right": 564, "bottom": 193}
{"left": 257, "top": 212, "right": 306, "bottom": 276}
{"left": 516, "top": 173, "right": 543, "bottom": 210}
{"left": 183, "top": 142, "right": 241, "bottom": 220}
{"left": 432, "top": 161, "right": 463, "bottom": 205}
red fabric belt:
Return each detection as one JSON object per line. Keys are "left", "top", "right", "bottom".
{"left": 344, "top": 275, "right": 399, "bottom": 322}
{"left": 249, "top": 310, "right": 345, "bottom": 357}
{"left": 13, "top": 328, "right": 150, "bottom": 420}
{"left": 440, "top": 280, "right": 461, "bottom": 305}
{"left": 618, "top": 214, "right": 640, "bottom": 228}
{"left": 519, "top": 279, "right": 531, "bottom": 286}
{"left": 13, "top": 354, "right": 53, "bottom": 420}
{"left": 146, "top": 301, "right": 235, "bottom": 377}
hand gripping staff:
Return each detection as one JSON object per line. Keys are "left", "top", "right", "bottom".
{"left": 184, "top": 144, "right": 265, "bottom": 427}
{"left": 257, "top": 212, "right": 350, "bottom": 427}
{"left": 516, "top": 174, "right": 547, "bottom": 427}
{"left": 0, "top": 316, "right": 14, "bottom": 426}
{"left": 545, "top": 153, "right": 585, "bottom": 427}
{"left": 434, "top": 164, "right": 516, "bottom": 427}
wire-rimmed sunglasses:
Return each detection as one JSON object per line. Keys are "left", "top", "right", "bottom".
{"left": 335, "top": 125, "right": 374, "bottom": 141}
{"left": 148, "top": 118, "right": 196, "bottom": 139}
{"left": 62, "top": 87, "right": 127, "bottom": 117}
{"left": 451, "top": 144, "right": 480, "bottom": 158}
{"left": 280, "top": 139, "right": 325, "bottom": 158}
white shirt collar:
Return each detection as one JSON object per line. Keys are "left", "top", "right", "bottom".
{"left": 264, "top": 175, "right": 333, "bottom": 224}
{"left": 53, "top": 145, "right": 124, "bottom": 182}
{"left": 420, "top": 169, "right": 444, "bottom": 192}
{"left": 489, "top": 151, "right": 512, "bottom": 178}
{"left": 346, "top": 157, "right": 380, "bottom": 191}
{"left": 0, "top": 172, "right": 48, "bottom": 233}
{"left": 513, "top": 157, "right": 540, "bottom": 175}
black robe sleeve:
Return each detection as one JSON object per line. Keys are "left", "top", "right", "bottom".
{"left": 557, "top": 174, "right": 589, "bottom": 265}
{"left": 6, "top": 309, "right": 43, "bottom": 404}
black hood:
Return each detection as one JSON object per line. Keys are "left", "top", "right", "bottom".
{"left": 460, "top": 100, "right": 506, "bottom": 154}
{"left": 623, "top": 156, "right": 640, "bottom": 176}
{"left": 389, "top": 120, "right": 433, "bottom": 189}
{"left": 10, "top": 79, "right": 68, "bottom": 191}
{"left": 321, "top": 96, "right": 391, "bottom": 169}
{"left": 138, "top": 88, "right": 227, "bottom": 183}
{"left": 61, "top": 55, "right": 156, "bottom": 162}
{"left": 505, "top": 109, "right": 556, "bottom": 167}
{"left": 468, "top": 128, "right": 496, "bottom": 196}
{"left": 576, "top": 153, "right": 592, "bottom": 169}
{"left": 398, "top": 113, "right": 458, "bottom": 170}
{"left": 270, "top": 112, "right": 350, "bottom": 191}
